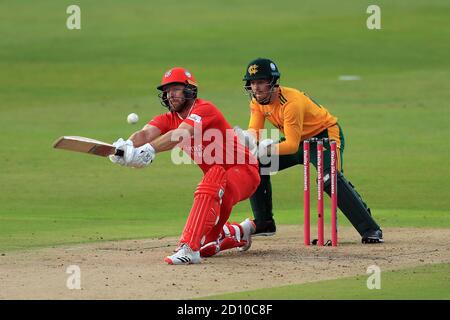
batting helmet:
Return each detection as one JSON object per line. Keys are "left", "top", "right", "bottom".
{"left": 243, "top": 58, "right": 280, "bottom": 87}
{"left": 243, "top": 58, "right": 280, "bottom": 104}
{"left": 157, "top": 67, "right": 198, "bottom": 108}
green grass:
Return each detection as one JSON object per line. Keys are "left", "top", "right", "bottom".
{"left": 204, "top": 263, "right": 450, "bottom": 299}
{"left": 0, "top": 0, "right": 449, "bottom": 253}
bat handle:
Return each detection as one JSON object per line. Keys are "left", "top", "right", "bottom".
{"left": 115, "top": 149, "right": 124, "bottom": 157}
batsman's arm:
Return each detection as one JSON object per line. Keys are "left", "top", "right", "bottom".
{"left": 149, "top": 122, "right": 194, "bottom": 153}
{"left": 128, "top": 124, "right": 161, "bottom": 148}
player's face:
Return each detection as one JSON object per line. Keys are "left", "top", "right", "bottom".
{"left": 165, "top": 84, "right": 186, "bottom": 112}
{"left": 250, "top": 79, "right": 273, "bottom": 103}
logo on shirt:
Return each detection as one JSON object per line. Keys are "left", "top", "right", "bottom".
{"left": 188, "top": 113, "right": 202, "bottom": 123}
{"left": 248, "top": 64, "right": 258, "bottom": 75}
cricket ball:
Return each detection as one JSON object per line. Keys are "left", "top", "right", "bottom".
{"left": 127, "top": 113, "right": 139, "bottom": 124}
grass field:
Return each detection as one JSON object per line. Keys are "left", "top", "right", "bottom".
{"left": 206, "top": 263, "right": 450, "bottom": 300}
{"left": 1, "top": 0, "right": 449, "bottom": 299}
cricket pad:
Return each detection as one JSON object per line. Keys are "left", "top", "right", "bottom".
{"left": 323, "top": 170, "right": 381, "bottom": 236}
{"left": 179, "top": 166, "right": 227, "bottom": 251}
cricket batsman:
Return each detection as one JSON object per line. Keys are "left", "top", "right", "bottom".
{"left": 237, "top": 58, "right": 384, "bottom": 244}
{"left": 109, "top": 67, "right": 260, "bottom": 264}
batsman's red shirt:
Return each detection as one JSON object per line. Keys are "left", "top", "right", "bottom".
{"left": 148, "top": 98, "right": 258, "bottom": 174}
{"left": 149, "top": 98, "right": 260, "bottom": 244}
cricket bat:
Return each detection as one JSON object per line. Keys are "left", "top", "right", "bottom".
{"left": 53, "top": 136, "right": 124, "bottom": 157}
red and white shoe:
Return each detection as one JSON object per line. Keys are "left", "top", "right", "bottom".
{"left": 164, "top": 244, "right": 202, "bottom": 265}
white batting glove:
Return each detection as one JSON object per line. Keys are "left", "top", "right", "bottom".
{"left": 109, "top": 138, "right": 134, "bottom": 166}
{"left": 128, "top": 143, "right": 156, "bottom": 168}
{"left": 234, "top": 126, "right": 258, "bottom": 157}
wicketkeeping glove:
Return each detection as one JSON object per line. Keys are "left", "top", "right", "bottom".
{"left": 233, "top": 126, "right": 258, "bottom": 157}
{"left": 258, "top": 138, "right": 274, "bottom": 158}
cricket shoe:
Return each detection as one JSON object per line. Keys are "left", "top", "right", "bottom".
{"left": 362, "top": 229, "right": 384, "bottom": 244}
{"left": 165, "top": 244, "right": 202, "bottom": 265}
{"left": 253, "top": 218, "right": 276, "bottom": 236}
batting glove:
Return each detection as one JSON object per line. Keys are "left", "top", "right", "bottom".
{"left": 128, "top": 143, "right": 156, "bottom": 168}
{"left": 109, "top": 138, "right": 134, "bottom": 166}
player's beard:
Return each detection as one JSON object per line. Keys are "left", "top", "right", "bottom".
{"left": 168, "top": 97, "right": 187, "bottom": 113}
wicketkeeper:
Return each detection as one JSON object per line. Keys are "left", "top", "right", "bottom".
{"left": 237, "top": 58, "right": 383, "bottom": 244}
{"left": 110, "top": 67, "right": 260, "bottom": 264}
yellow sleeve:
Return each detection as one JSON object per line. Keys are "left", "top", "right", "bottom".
{"left": 247, "top": 102, "right": 265, "bottom": 139}
{"left": 276, "top": 100, "right": 304, "bottom": 155}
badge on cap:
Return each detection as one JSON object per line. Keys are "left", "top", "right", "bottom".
{"left": 248, "top": 64, "right": 258, "bottom": 75}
